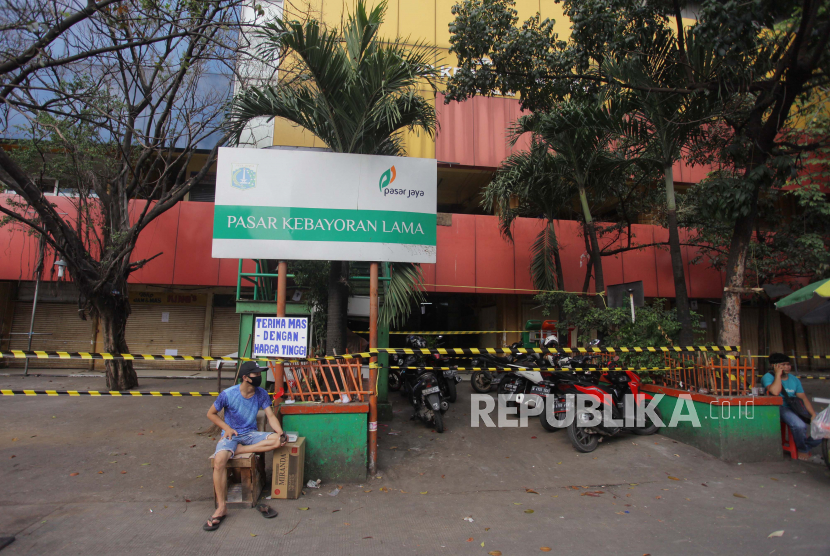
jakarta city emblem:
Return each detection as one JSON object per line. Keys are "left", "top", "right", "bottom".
{"left": 231, "top": 163, "right": 257, "bottom": 190}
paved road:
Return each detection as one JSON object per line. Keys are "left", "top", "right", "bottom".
{"left": 1, "top": 374, "right": 829, "bottom": 555}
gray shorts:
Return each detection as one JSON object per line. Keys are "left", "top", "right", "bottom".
{"left": 213, "top": 430, "right": 274, "bottom": 457}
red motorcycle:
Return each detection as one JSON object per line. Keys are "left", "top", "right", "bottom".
{"left": 547, "top": 361, "right": 663, "bottom": 453}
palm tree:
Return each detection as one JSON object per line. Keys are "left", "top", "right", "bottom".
{"left": 483, "top": 138, "right": 570, "bottom": 292}
{"left": 507, "top": 100, "right": 631, "bottom": 304}
{"left": 603, "top": 28, "right": 718, "bottom": 345}
{"left": 227, "top": 1, "right": 438, "bottom": 353}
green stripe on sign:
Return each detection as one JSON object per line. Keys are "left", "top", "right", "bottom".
{"left": 213, "top": 206, "right": 436, "bottom": 245}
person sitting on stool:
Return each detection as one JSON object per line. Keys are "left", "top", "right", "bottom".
{"left": 762, "top": 353, "right": 820, "bottom": 460}
{"left": 204, "top": 361, "right": 285, "bottom": 530}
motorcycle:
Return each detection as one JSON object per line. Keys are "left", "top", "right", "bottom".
{"left": 551, "top": 364, "right": 662, "bottom": 453}
{"left": 387, "top": 352, "right": 405, "bottom": 392}
{"left": 538, "top": 349, "right": 606, "bottom": 431}
{"left": 407, "top": 367, "right": 450, "bottom": 432}
{"left": 496, "top": 336, "right": 561, "bottom": 413}
{"left": 431, "top": 335, "right": 461, "bottom": 403}
{"left": 395, "top": 335, "right": 457, "bottom": 433}
{"left": 470, "top": 342, "right": 525, "bottom": 393}
{"left": 397, "top": 335, "right": 460, "bottom": 403}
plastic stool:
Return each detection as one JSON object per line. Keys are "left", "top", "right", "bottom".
{"left": 781, "top": 422, "right": 798, "bottom": 460}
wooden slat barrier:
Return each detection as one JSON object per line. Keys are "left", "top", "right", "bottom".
{"left": 282, "top": 359, "right": 373, "bottom": 402}
{"left": 662, "top": 353, "right": 756, "bottom": 396}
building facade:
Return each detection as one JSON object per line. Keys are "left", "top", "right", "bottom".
{"left": 1, "top": 0, "right": 827, "bottom": 369}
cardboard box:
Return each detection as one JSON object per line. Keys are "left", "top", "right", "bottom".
{"left": 271, "top": 437, "right": 305, "bottom": 499}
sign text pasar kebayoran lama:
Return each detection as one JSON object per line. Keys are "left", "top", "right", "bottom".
{"left": 225, "top": 216, "right": 426, "bottom": 235}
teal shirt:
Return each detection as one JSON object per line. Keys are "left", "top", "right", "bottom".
{"left": 761, "top": 373, "right": 804, "bottom": 409}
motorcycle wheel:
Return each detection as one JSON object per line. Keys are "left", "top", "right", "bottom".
{"left": 567, "top": 417, "right": 599, "bottom": 453}
{"left": 446, "top": 380, "right": 458, "bottom": 403}
{"left": 539, "top": 399, "right": 563, "bottom": 432}
{"left": 433, "top": 411, "right": 444, "bottom": 433}
{"left": 388, "top": 370, "right": 402, "bottom": 392}
{"left": 471, "top": 371, "right": 492, "bottom": 393}
{"left": 823, "top": 439, "right": 829, "bottom": 471}
{"left": 630, "top": 407, "right": 662, "bottom": 435}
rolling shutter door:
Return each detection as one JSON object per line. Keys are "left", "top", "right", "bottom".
{"left": 125, "top": 304, "right": 205, "bottom": 370}
{"left": 210, "top": 307, "right": 240, "bottom": 358}
{"left": 808, "top": 324, "right": 830, "bottom": 369}
{"left": 9, "top": 302, "right": 94, "bottom": 368}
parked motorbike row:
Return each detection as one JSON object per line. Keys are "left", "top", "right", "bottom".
{"left": 385, "top": 334, "right": 661, "bottom": 451}
{"left": 470, "top": 336, "right": 662, "bottom": 452}
{"left": 387, "top": 335, "right": 461, "bottom": 433}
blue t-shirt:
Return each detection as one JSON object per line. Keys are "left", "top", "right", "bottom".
{"left": 761, "top": 373, "right": 804, "bottom": 409}
{"left": 213, "top": 385, "right": 271, "bottom": 436}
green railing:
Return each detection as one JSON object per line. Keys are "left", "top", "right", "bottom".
{"left": 236, "top": 259, "right": 295, "bottom": 301}
{"left": 236, "top": 260, "right": 391, "bottom": 301}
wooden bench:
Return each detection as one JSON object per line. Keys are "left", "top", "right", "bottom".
{"left": 208, "top": 452, "right": 266, "bottom": 509}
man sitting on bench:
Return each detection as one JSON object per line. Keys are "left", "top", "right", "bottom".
{"left": 203, "top": 361, "right": 286, "bottom": 531}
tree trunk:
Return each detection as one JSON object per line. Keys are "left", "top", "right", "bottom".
{"left": 581, "top": 256, "right": 593, "bottom": 298}
{"left": 92, "top": 292, "right": 138, "bottom": 391}
{"left": 326, "top": 261, "right": 349, "bottom": 356}
{"left": 585, "top": 220, "right": 605, "bottom": 297}
{"left": 578, "top": 189, "right": 604, "bottom": 308}
{"left": 549, "top": 221, "right": 565, "bottom": 293}
{"left": 664, "top": 165, "right": 694, "bottom": 346}
{"left": 717, "top": 189, "right": 758, "bottom": 346}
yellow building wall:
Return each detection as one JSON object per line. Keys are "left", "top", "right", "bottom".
{"left": 276, "top": 1, "right": 575, "bottom": 157}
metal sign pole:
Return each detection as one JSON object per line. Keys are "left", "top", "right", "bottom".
{"left": 274, "top": 261, "right": 287, "bottom": 397}
{"left": 24, "top": 237, "right": 46, "bottom": 377}
{"left": 368, "top": 262, "right": 379, "bottom": 475}
{"left": 23, "top": 276, "right": 40, "bottom": 376}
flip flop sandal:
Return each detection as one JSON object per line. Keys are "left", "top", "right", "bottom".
{"left": 202, "top": 515, "right": 226, "bottom": 531}
{"left": 256, "top": 504, "right": 278, "bottom": 519}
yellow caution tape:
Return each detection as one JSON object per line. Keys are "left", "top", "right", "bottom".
{"left": 1, "top": 390, "right": 218, "bottom": 396}
{"left": 372, "top": 346, "right": 740, "bottom": 355}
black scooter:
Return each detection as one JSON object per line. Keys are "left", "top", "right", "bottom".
{"left": 470, "top": 342, "right": 525, "bottom": 393}
{"left": 407, "top": 367, "right": 450, "bottom": 432}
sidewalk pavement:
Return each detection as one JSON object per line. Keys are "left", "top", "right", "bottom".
{"left": 1, "top": 374, "right": 828, "bottom": 555}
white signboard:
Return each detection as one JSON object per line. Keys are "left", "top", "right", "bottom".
{"left": 253, "top": 316, "right": 308, "bottom": 359}
{"left": 212, "top": 148, "right": 437, "bottom": 263}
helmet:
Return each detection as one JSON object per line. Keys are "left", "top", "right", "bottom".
{"left": 542, "top": 334, "right": 559, "bottom": 348}
{"left": 405, "top": 335, "right": 428, "bottom": 348}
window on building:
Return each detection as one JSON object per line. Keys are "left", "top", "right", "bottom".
{"left": 3, "top": 177, "right": 59, "bottom": 195}
{"left": 188, "top": 172, "right": 216, "bottom": 202}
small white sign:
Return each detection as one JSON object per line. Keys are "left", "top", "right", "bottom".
{"left": 161, "top": 311, "right": 170, "bottom": 323}
{"left": 254, "top": 317, "right": 308, "bottom": 358}
{"left": 164, "top": 348, "right": 178, "bottom": 356}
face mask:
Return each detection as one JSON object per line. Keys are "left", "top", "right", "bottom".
{"left": 247, "top": 374, "right": 262, "bottom": 388}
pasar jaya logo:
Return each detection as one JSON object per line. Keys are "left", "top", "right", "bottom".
{"left": 379, "top": 165, "right": 397, "bottom": 191}
{"left": 379, "top": 165, "right": 424, "bottom": 198}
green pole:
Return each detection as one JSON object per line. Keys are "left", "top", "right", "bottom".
{"left": 377, "top": 322, "right": 389, "bottom": 403}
